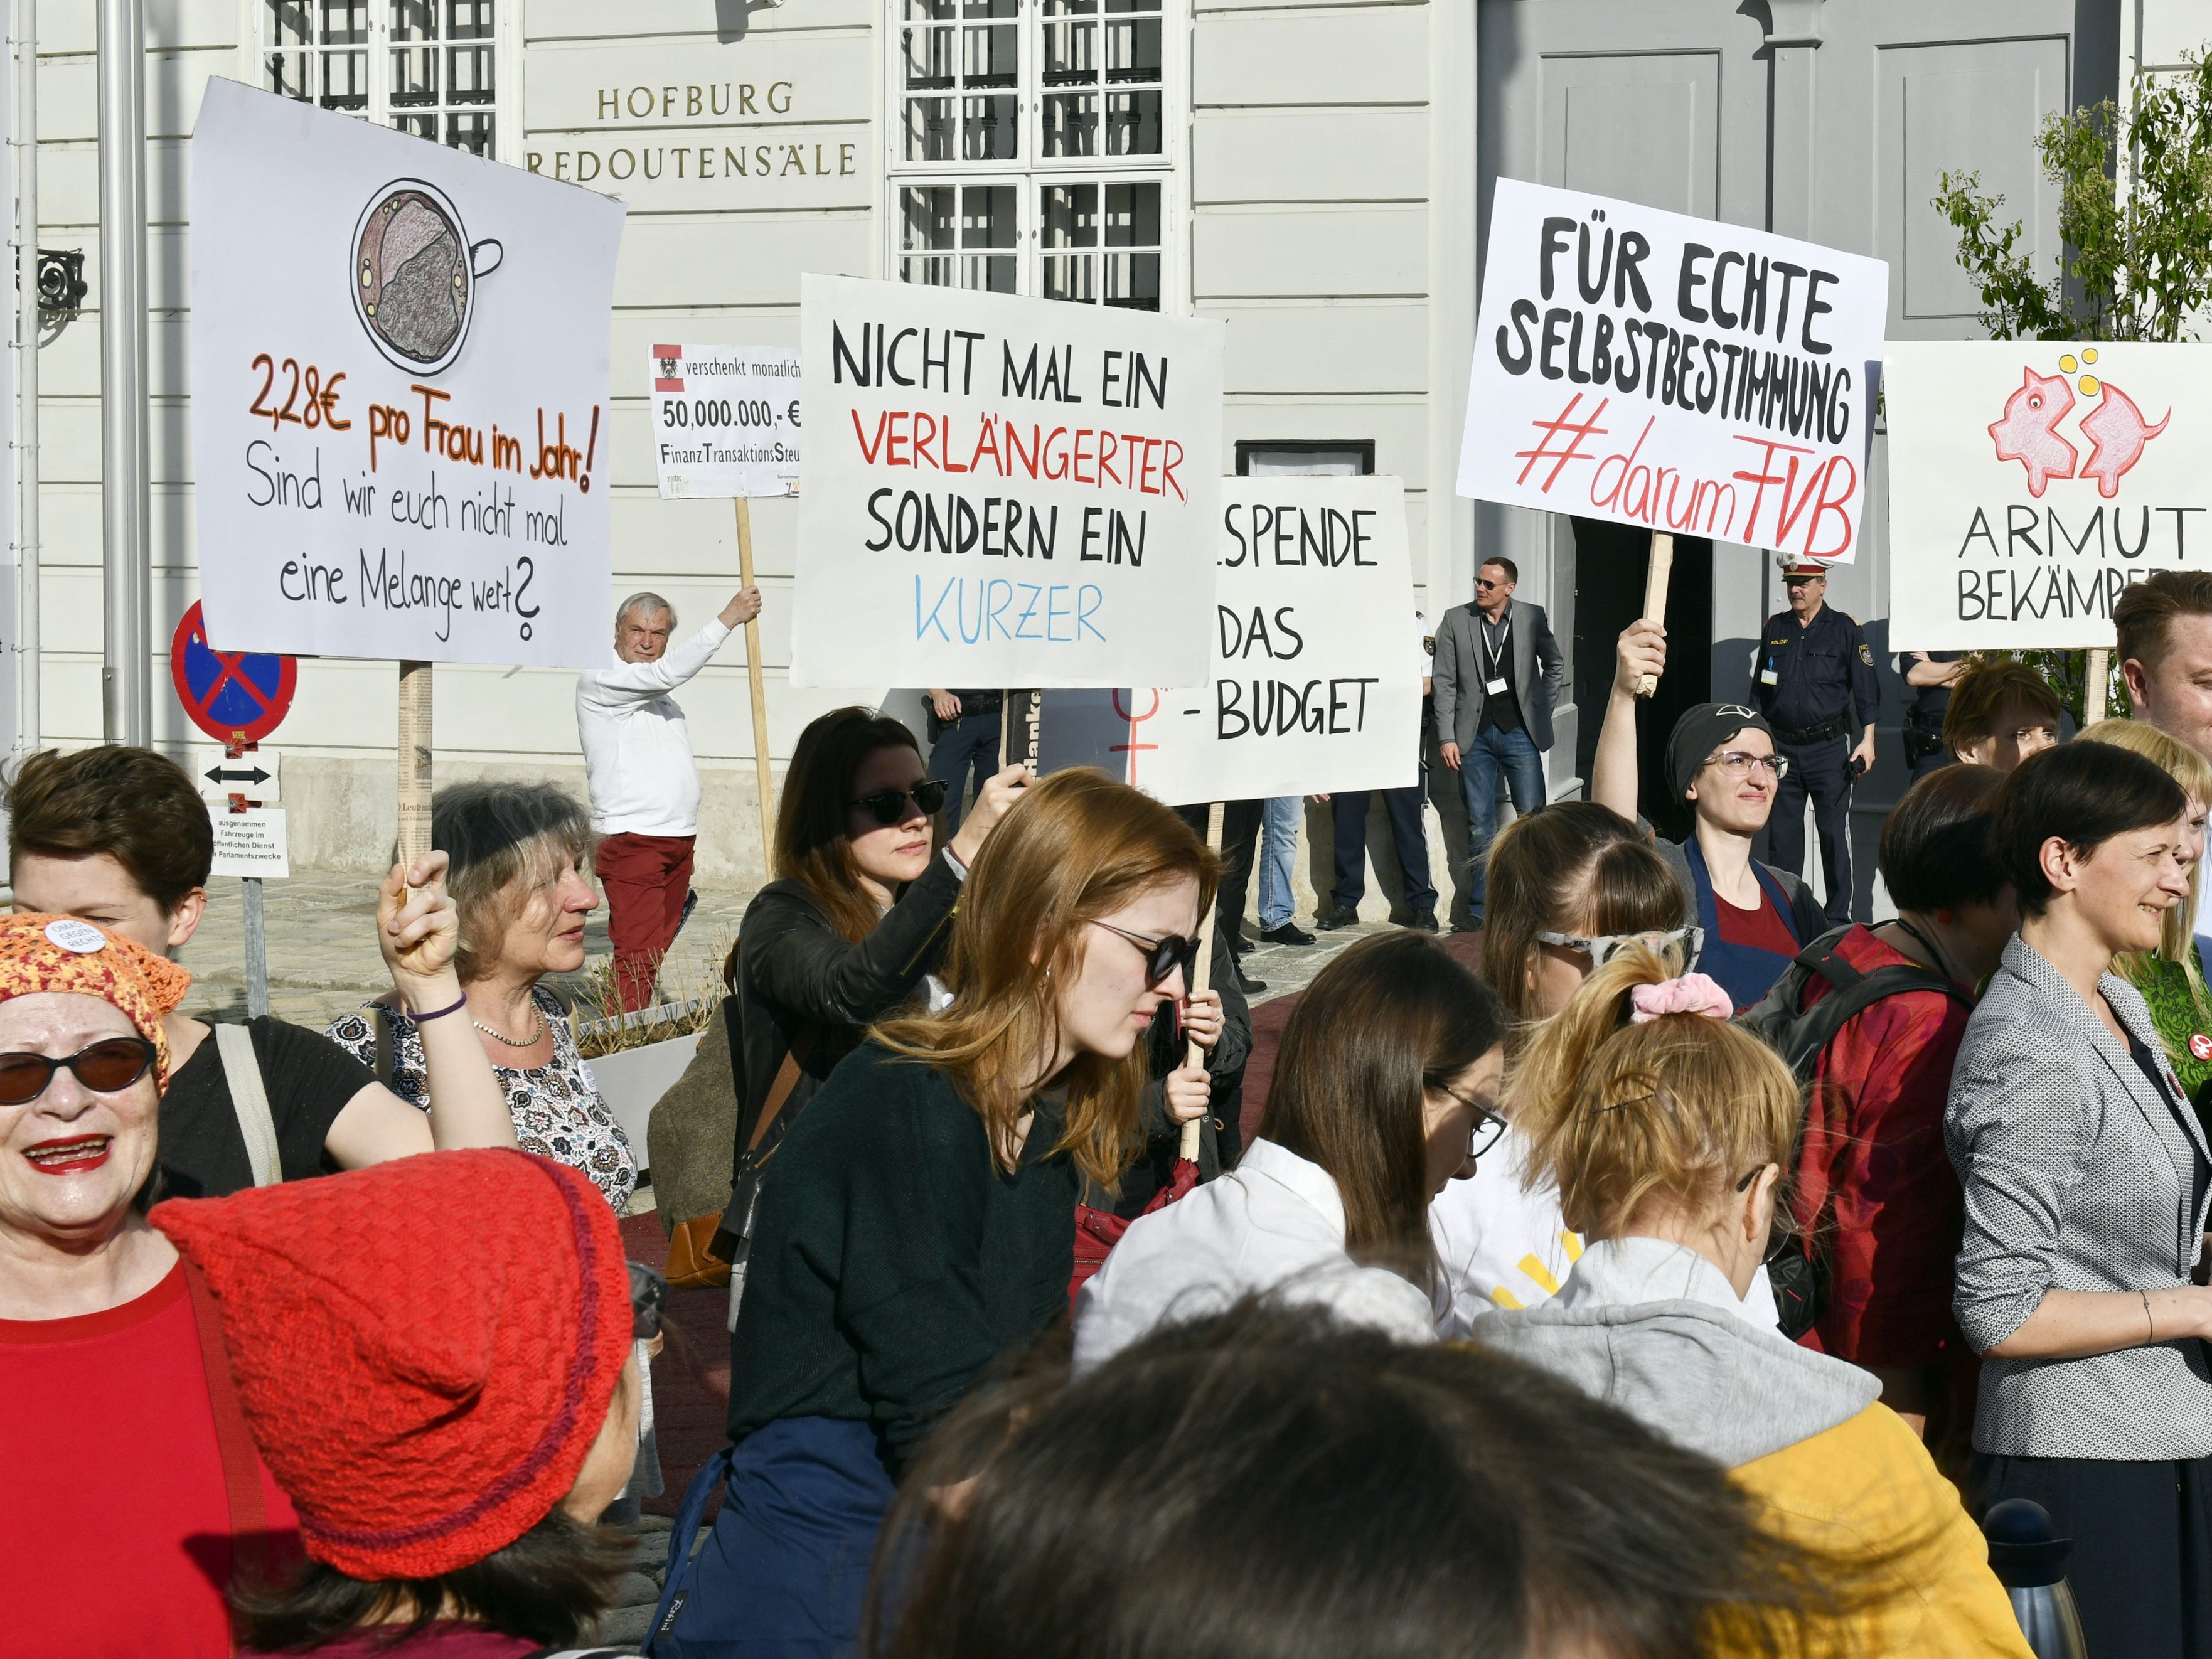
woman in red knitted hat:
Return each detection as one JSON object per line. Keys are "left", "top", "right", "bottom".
{"left": 0, "top": 910, "right": 304, "bottom": 1658}
{"left": 151, "top": 1146, "right": 655, "bottom": 1656}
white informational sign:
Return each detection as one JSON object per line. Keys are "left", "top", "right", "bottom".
{"left": 189, "top": 746, "right": 282, "bottom": 804}
{"left": 1048, "top": 478, "right": 1421, "bottom": 805}
{"left": 210, "top": 809, "right": 291, "bottom": 879}
{"left": 648, "top": 344, "right": 802, "bottom": 498}
{"left": 792, "top": 273, "right": 1224, "bottom": 689}
{"left": 188, "top": 78, "right": 624, "bottom": 668}
{"left": 1887, "top": 341, "right": 2212, "bottom": 649}
{"left": 1459, "top": 178, "right": 1888, "bottom": 562}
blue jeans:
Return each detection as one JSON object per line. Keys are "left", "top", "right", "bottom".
{"left": 1256, "top": 796, "right": 1300, "bottom": 929}
{"left": 1458, "top": 725, "right": 1546, "bottom": 920}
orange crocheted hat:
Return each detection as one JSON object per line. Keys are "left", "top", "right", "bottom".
{"left": 151, "top": 1148, "right": 632, "bottom": 1580}
{"left": 0, "top": 912, "right": 191, "bottom": 1084}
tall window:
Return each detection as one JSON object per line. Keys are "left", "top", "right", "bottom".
{"left": 264, "top": 1, "right": 500, "bottom": 157}
{"left": 888, "top": 0, "right": 1173, "bottom": 311}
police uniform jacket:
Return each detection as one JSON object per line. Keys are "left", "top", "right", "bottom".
{"left": 1753, "top": 604, "right": 1879, "bottom": 744}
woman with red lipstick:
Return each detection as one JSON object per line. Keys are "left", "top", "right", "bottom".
{"left": 0, "top": 911, "right": 302, "bottom": 1656}
{"left": 644, "top": 769, "right": 1213, "bottom": 1659}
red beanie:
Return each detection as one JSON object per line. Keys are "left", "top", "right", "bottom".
{"left": 150, "top": 1148, "right": 632, "bottom": 1581}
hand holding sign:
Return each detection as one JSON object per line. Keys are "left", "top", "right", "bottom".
{"left": 380, "top": 849, "right": 465, "bottom": 992}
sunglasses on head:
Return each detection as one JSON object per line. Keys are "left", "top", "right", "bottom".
{"left": 848, "top": 779, "right": 951, "bottom": 825}
{"left": 0, "top": 1037, "right": 158, "bottom": 1107}
{"left": 1091, "top": 920, "right": 1202, "bottom": 989}
{"left": 1536, "top": 924, "right": 1706, "bottom": 970}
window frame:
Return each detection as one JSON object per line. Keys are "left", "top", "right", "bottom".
{"left": 1234, "top": 440, "right": 1377, "bottom": 477}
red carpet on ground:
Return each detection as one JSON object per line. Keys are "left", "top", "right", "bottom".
{"left": 627, "top": 924, "right": 1484, "bottom": 1510}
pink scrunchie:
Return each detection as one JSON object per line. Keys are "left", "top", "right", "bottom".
{"left": 1628, "top": 972, "right": 1734, "bottom": 1023}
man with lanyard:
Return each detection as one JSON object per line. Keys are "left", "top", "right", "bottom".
{"left": 1753, "top": 559, "right": 1879, "bottom": 926}
{"left": 1595, "top": 621, "right": 1827, "bottom": 1009}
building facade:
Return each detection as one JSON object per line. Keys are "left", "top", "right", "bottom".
{"left": 16, "top": 0, "right": 2191, "bottom": 900}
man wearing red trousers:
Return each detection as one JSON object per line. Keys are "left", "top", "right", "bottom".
{"left": 578, "top": 586, "right": 761, "bottom": 1010}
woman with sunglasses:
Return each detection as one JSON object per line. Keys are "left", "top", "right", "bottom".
{"left": 1072, "top": 932, "right": 1508, "bottom": 1369}
{"left": 1478, "top": 946, "right": 2034, "bottom": 1658}
{"left": 721, "top": 707, "right": 1027, "bottom": 1256}
{"left": 0, "top": 910, "right": 307, "bottom": 1657}
{"left": 648, "top": 770, "right": 1214, "bottom": 1658}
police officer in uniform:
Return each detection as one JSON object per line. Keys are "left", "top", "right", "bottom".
{"left": 1753, "top": 559, "right": 1879, "bottom": 926}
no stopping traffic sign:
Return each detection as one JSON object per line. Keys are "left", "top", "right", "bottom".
{"left": 171, "top": 602, "right": 297, "bottom": 744}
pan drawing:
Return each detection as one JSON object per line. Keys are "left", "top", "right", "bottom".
{"left": 351, "top": 178, "right": 503, "bottom": 375}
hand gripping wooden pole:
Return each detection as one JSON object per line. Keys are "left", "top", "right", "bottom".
{"left": 1637, "top": 531, "right": 1674, "bottom": 698}
{"left": 735, "top": 499, "right": 776, "bottom": 856}
{"left": 397, "top": 661, "right": 434, "bottom": 869}
{"left": 1179, "top": 800, "right": 1227, "bottom": 1162}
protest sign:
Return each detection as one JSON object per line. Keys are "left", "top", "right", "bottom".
{"left": 648, "top": 344, "right": 802, "bottom": 498}
{"left": 791, "top": 274, "right": 1224, "bottom": 689}
{"left": 189, "top": 78, "right": 623, "bottom": 668}
{"left": 1458, "top": 178, "right": 1888, "bottom": 563}
{"left": 1037, "top": 478, "right": 1421, "bottom": 806}
{"left": 1887, "top": 341, "right": 2212, "bottom": 650}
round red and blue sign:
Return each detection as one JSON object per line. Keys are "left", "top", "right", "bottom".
{"left": 170, "top": 602, "right": 297, "bottom": 744}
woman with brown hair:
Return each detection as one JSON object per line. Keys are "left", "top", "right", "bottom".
{"left": 646, "top": 769, "right": 1216, "bottom": 1659}
{"left": 1072, "top": 932, "right": 1508, "bottom": 1367}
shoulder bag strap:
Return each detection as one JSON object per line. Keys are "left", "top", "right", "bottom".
{"left": 214, "top": 1023, "right": 282, "bottom": 1189}
{"left": 181, "top": 1258, "right": 275, "bottom": 1589}
{"left": 747, "top": 1022, "right": 820, "bottom": 1158}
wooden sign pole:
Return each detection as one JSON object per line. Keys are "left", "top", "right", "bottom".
{"left": 1178, "top": 799, "right": 1226, "bottom": 1162}
{"left": 734, "top": 498, "right": 776, "bottom": 855}
{"left": 397, "top": 661, "right": 433, "bottom": 869}
{"left": 2085, "top": 646, "right": 2111, "bottom": 724}
{"left": 1636, "top": 531, "right": 1674, "bottom": 697}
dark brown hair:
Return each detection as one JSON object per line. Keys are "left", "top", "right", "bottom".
{"left": 772, "top": 707, "right": 926, "bottom": 948}
{"left": 2115, "top": 568, "right": 2212, "bottom": 680}
{"left": 1482, "top": 802, "right": 1686, "bottom": 1028}
{"left": 1480, "top": 554, "right": 1520, "bottom": 585}
{"left": 1940, "top": 659, "right": 2063, "bottom": 760}
{"left": 1259, "top": 933, "right": 1505, "bottom": 1283}
{"left": 1994, "top": 740, "right": 2187, "bottom": 917}
{"left": 1878, "top": 764, "right": 2008, "bottom": 914}
{"left": 871, "top": 1302, "right": 1857, "bottom": 1659}
{"left": 875, "top": 769, "right": 1216, "bottom": 1189}
{"left": 5, "top": 746, "right": 214, "bottom": 912}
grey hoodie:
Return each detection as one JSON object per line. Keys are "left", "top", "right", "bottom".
{"left": 1474, "top": 1237, "right": 1880, "bottom": 1466}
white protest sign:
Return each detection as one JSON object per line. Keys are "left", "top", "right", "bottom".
{"left": 1075, "top": 478, "right": 1421, "bottom": 805}
{"left": 648, "top": 344, "right": 802, "bottom": 498}
{"left": 210, "top": 809, "right": 291, "bottom": 880}
{"left": 793, "top": 274, "right": 1223, "bottom": 689}
{"left": 1458, "top": 178, "right": 1888, "bottom": 562}
{"left": 189, "top": 78, "right": 623, "bottom": 667}
{"left": 1886, "top": 342, "right": 2212, "bottom": 649}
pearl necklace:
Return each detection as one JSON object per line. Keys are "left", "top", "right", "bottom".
{"left": 472, "top": 1004, "right": 547, "bottom": 1048}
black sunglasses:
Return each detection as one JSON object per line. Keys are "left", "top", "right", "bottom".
{"left": 1091, "top": 920, "right": 1201, "bottom": 989}
{"left": 0, "top": 1037, "right": 158, "bottom": 1107}
{"left": 849, "top": 779, "right": 951, "bottom": 824}
{"left": 628, "top": 1260, "right": 667, "bottom": 1341}
{"left": 1475, "top": 577, "right": 1505, "bottom": 591}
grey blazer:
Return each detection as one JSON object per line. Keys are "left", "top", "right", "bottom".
{"left": 1946, "top": 934, "right": 2212, "bottom": 1459}
{"left": 1430, "top": 597, "right": 1564, "bottom": 754}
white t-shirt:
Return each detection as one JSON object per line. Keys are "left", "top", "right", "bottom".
{"left": 574, "top": 619, "right": 731, "bottom": 838}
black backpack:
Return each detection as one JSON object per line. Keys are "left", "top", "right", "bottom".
{"left": 1735, "top": 925, "right": 1973, "bottom": 1339}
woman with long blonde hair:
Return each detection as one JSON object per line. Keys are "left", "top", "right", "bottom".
{"left": 1477, "top": 948, "right": 2032, "bottom": 1658}
{"left": 649, "top": 769, "right": 1215, "bottom": 1659}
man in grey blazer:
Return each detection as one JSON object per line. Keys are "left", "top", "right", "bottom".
{"left": 1431, "top": 556, "right": 1564, "bottom": 923}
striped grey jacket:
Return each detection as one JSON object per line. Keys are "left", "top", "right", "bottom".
{"left": 1946, "top": 934, "right": 2212, "bottom": 1459}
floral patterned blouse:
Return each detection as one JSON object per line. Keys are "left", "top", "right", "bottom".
{"left": 326, "top": 986, "right": 638, "bottom": 1215}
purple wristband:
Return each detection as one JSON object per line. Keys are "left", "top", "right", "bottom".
{"left": 410, "top": 993, "right": 469, "bottom": 1023}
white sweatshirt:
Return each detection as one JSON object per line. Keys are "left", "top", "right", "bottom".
{"left": 574, "top": 619, "right": 732, "bottom": 838}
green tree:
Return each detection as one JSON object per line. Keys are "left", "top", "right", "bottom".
{"left": 1929, "top": 53, "right": 2212, "bottom": 720}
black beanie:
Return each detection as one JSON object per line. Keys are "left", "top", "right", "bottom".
{"left": 1664, "top": 703, "right": 1775, "bottom": 803}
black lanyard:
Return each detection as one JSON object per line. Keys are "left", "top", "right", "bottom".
{"left": 1483, "top": 616, "right": 1510, "bottom": 678}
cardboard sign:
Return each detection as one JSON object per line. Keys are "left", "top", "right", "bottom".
{"left": 1458, "top": 178, "right": 1888, "bottom": 562}
{"left": 648, "top": 344, "right": 802, "bottom": 498}
{"left": 210, "top": 808, "right": 291, "bottom": 880}
{"left": 188, "top": 78, "right": 624, "bottom": 668}
{"left": 1045, "top": 478, "right": 1421, "bottom": 805}
{"left": 1887, "top": 341, "right": 2212, "bottom": 649}
{"left": 791, "top": 274, "right": 1224, "bottom": 689}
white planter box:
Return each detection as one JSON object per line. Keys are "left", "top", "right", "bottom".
{"left": 584, "top": 1028, "right": 703, "bottom": 1180}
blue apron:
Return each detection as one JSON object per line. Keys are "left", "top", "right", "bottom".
{"left": 643, "top": 1417, "right": 897, "bottom": 1659}
{"left": 1684, "top": 837, "right": 1803, "bottom": 1011}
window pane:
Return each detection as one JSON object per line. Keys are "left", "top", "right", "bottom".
{"left": 393, "top": 111, "right": 437, "bottom": 141}
{"left": 1106, "top": 18, "right": 1160, "bottom": 81}
{"left": 319, "top": 0, "right": 369, "bottom": 44}
{"left": 1042, "top": 183, "right": 1099, "bottom": 248}
{"left": 1042, "top": 92, "right": 1098, "bottom": 158}
{"left": 1104, "top": 89, "right": 1161, "bottom": 156}
{"left": 320, "top": 49, "right": 370, "bottom": 110}
{"left": 904, "top": 96, "right": 956, "bottom": 163}
{"left": 963, "top": 95, "right": 1019, "bottom": 161}
{"left": 901, "top": 186, "right": 1017, "bottom": 293}
{"left": 390, "top": 45, "right": 437, "bottom": 105}
{"left": 390, "top": 0, "right": 434, "bottom": 39}
{"left": 1103, "top": 251, "right": 1159, "bottom": 310}
{"left": 446, "top": 0, "right": 494, "bottom": 38}
{"left": 269, "top": 1, "right": 313, "bottom": 47}
{"left": 1102, "top": 180, "right": 1159, "bottom": 247}
{"left": 1040, "top": 253, "right": 1094, "bottom": 304}
{"left": 448, "top": 41, "right": 495, "bottom": 104}
{"left": 266, "top": 49, "right": 311, "bottom": 97}
{"left": 445, "top": 110, "right": 494, "bottom": 154}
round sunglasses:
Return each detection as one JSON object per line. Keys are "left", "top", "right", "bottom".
{"left": 0, "top": 1037, "right": 158, "bottom": 1106}
{"left": 1090, "top": 920, "right": 1201, "bottom": 989}
{"left": 848, "top": 779, "right": 951, "bottom": 825}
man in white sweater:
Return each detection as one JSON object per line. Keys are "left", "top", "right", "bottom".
{"left": 577, "top": 586, "right": 760, "bottom": 1010}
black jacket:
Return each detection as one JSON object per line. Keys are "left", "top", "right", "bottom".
{"left": 729, "top": 853, "right": 964, "bottom": 1163}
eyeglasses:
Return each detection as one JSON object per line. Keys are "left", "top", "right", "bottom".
{"left": 628, "top": 1260, "right": 667, "bottom": 1341}
{"left": 1437, "top": 1085, "right": 1508, "bottom": 1160}
{"left": 1704, "top": 750, "right": 1788, "bottom": 781}
{"left": 1536, "top": 924, "right": 1706, "bottom": 969}
{"left": 1091, "top": 920, "right": 1201, "bottom": 989}
{"left": 848, "top": 779, "right": 951, "bottom": 825}
{"left": 0, "top": 1037, "right": 158, "bottom": 1106}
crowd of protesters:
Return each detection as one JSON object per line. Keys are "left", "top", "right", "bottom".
{"left": 24, "top": 568, "right": 2212, "bottom": 1658}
